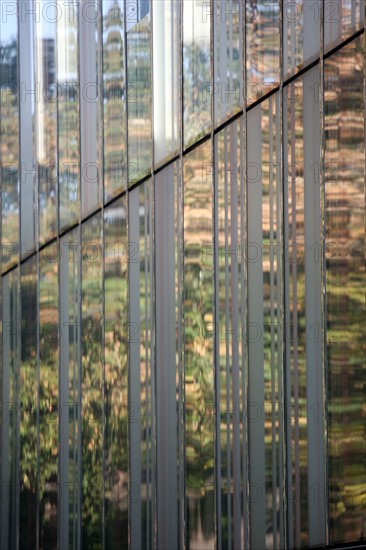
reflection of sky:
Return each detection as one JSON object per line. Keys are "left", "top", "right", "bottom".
{"left": 0, "top": 10, "right": 17, "bottom": 43}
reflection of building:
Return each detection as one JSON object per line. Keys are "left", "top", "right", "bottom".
{"left": 0, "top": 2, "right": 365, "bottom": 550}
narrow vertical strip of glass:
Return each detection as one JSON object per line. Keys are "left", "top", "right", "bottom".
{"left": 19, "top": 255, "right": 38, "bottom": 550}
{"left": 35, "top": 10, "right": 58, "bottom": 245}
{"left": 39, "top": 244, "right": 59, "bottom": 549}
{"left": 59, "top": 229, "right": 80, "bottom": 550}
{"left": 129, "top": 179, "right": 155, "bottom": 549}
{"left": 0, "top": 269, "right": 20, "bottom": 550}
{"left": 102, "top": 1, "right": 127, "bottom": 200}
{"left": 81, "top": 212, "right": 103, "bottom": 547}
{"left": 1, "top": 1, "right": 19, "bottom": 271}
{"left": 183, "top": 140, "right": 215, "bottom": 549}
{"left": 104, "top": 196, "right": 128, "bottom": 548}
{"left": 58, "top": 0, "right": 80, "bottom": 230}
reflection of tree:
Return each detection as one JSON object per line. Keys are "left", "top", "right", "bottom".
{"left": 104, "top": 200, "right": 129, "bottom": 547}
{"left": 184, "top": 147, "right": 215, "bottom": 546}
{"left": 81, "top": 220, "right": 104, "bottom": 547}
{"left": 1, "top": 39, "right": 19, "bottom": 268}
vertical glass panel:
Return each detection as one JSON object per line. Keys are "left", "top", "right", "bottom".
{"left": 155, "top": 162, "right": 182, "bottom": 548}
{"left": 1, "top": 1, "right": 19, "bottom": 271}
{"left": 35, "top": 10, "right": 57, "bottom": 244}
{"left": 102, "top": 0, "right": 127, "bottom": 200}
{"left": 80, "top": 0, "right": 103, "bottom": 217}
{"left": 129, "top": 180, "right": 155, "bottom": 549}
{"left": 324, "top": 38, "right": 366, "bottom": 545}
{"left": 0, "top": 269, "right": 20, "bottom": 550}
{"left": 60, "top": 229, "right": 81, "bottom": 550}
{"left": 215, "top": 120, "right": 246, "bottom": 549}
{"left": 183, "top": 140, "right": 215, "bottom": 548}
{"left": 19, "top": 255, "right": 38, "bottom": 550}
{"left": 81, "top": 213, "right": 103, "bottom": 546}
{"left": 127, "top": 0, "right": 152, "bottom": 184}
{"left": 325, "top": 0, "right": 364, "bottom": 52}
{"left": 58, "top": 0, "right": 80, "bottom": 230}
{"left": 246, "top": 0, "right": 280, "bottom": 105}
{"left": 104, "top": 196, "right": 128, "bottom": 548}
{"left": 283, "top": 0, "right": 320, "bottom": 78}
{"left": 214, "top": 0, "right": 243, "bottom": 124}
{"left": 39, "top": 245, "right": 59, "bottom": 549}
{"left": 183, "top": 0, "right": 211, "bottom": 148}
{"left": 247, "top": 96, "right": 284, "bottom": 550}
{"left": 283, "top": 65, "right": 325, "bottom": 548}
{"left": 152, "top": 0, "right": 180, "bottom": 165}
{"left": 20, "top": 0, "right": 37, "bottom": 259}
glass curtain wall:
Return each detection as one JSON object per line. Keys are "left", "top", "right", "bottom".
{"left": 0, "top": 2, "right": 365, "bottom": 550}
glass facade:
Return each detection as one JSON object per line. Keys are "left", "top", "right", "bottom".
{"left": 0, "top": 2, "right": 365, "bottom": 550}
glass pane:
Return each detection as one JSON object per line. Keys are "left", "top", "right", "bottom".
{"left": 104, "top": 196, "right": 128, "bottom": 548}
{"left": 80, "top": 0, "right": 103, "bottom": 217}
{"left": 215, "top": 120, "right": 247, "bottom": 549}
{"left": 324, "top": 37, "right": 366, "bottom": 545}
{"left": 283, "top": 65, "right": 325, "bottom": 548}
{"left": 0, "top": 269, "right": 20, "bottom": 550}
{"left": 214, "top": 0, "right": 243, "bottom": 124}
{"left": 58, "top": 0, "right": 80, "bottom": 230}
{"left": 19, "top": 255, "right": 38, "bottom": 550}
{"left": 283, "top": 0, "right": 320, "bottom": 78}
{"left": 183, "top": 0, "right": 211, "bottom": 148}
{"left": 20, "top": 0, "right": 37, "bottom": 259}
{"left": 153, "top": 0, "right": 180, "bottom": 165}
{"left": 1, "top": 3, "right": 19, "bottom": 271}
{"left": 39, "top": 245, "right": 59, "bottom": 549}
{"left": 81, "top": 213, "right": 103, "bottom": 546}
{"left": 247, "top": 96, "right": 284, "bottom": 550}
{"left": 183, "top": 140, "right": 215, "bottom": 548}
{"left": 102, "top": 0, "right": 127, "bottom": 200}
{"left": 129, "top": 180, "right": 155, "bottom": 548}
{"left": 127, "top": 0, "right": 152, "bottom": 184}
{"left": 155, "top": 161, "right": 182, "bottom": 548}
{"left": 325, "top": 0, "right": 364, "bottom": 52}
{"left": 59, "top": 229, "right": 80, "bottom": 550}
{"left": 246, "top": 0, "right": 280, "bottom": 105}
{"left": 35, "top": 12, "right": 58, "bottom": 244}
